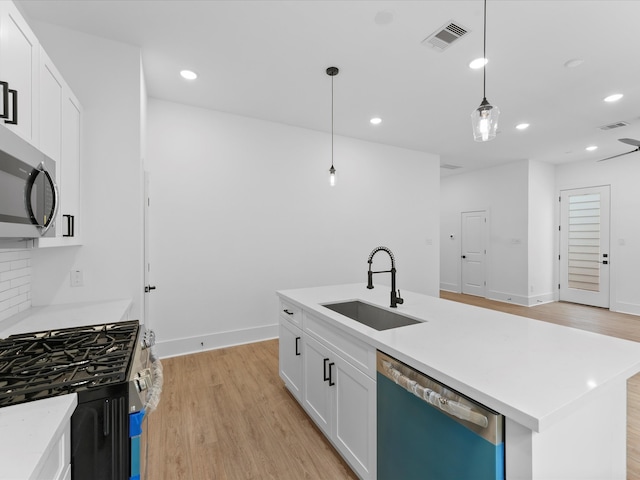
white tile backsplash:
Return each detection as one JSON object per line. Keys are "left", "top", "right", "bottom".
{"left": 0, "top": 248, "right": 32, "bottom": 321}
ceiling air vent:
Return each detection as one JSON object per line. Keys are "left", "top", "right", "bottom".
{"left": 422, "top": 21, "right": 470, "bottom": 52}
{"left": 440, "top": 164, "right": 462, "bottom": 170}
{"left": 599, "top": 121, "right": 629, "bottom": 131}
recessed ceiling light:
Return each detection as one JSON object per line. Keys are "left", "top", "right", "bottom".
{"left": 585, "top": 145, "right": 598, "bottom": 151}
{"left": 604, "top": 93, "right": 623, "bottom": 103}
{"left": 516, "top": 123, "right": 530, "bottom": 130}
{"left": 564, "top": 58, "right": 584, "bottom": 68}
{"left": 370, "top": 117, "right": 382, "bottom": 125}
{"left": 469, "top": 57, "right": 487, "bottom": 69}
{"left": 180, "top": 70, "right": 198, "bottom": 80}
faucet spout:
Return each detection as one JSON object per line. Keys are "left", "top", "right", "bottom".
{"left": 366, "top": 246, "right": 404, "bottom": 308}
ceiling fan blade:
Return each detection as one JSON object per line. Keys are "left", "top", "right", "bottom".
{"left": 618, "top": 138, "right": 640, "bottom": 147}
{"left": 597, "top": 147, "right": 640, "bottom": 162}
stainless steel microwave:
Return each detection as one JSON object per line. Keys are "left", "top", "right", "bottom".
{"left": 0, "top": 126, "right": 58, "bottom": 239}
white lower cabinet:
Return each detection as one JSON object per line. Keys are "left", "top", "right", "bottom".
{"left": 279, "top": 318, "right": 303, "bottom": 401}
{"left": 36, "top": 421, "right": 71, "bottom": 480}
{"left": 277, "top": 300, "right": 376, "bottom": 480}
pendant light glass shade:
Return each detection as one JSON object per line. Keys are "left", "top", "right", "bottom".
{"left": 329, "top": 165, "right": 336, "bottom": 186}
{"left": 471, "top": 0, "right": 500, "bottom": 142}
{"left": 471, "top": 97, "right": 500, "bottom": 142}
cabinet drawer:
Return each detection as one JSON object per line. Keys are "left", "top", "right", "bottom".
{"left": 279, "top": 300, "right": 302, "bottom": 327}
{"left": 304, "top": 312, "right": 376, "bottom": 378}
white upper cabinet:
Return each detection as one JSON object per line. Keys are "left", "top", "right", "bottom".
{"left": 38, "top": 47, "right": 62, "bottom": 162}
{"left": 36, "top": 63, "right": 82, "bottom": 247}
{"left": 0, "top": 0, "right": 39, "bottom": 145}
{"left": 0, "top": 1, "right": 85, "bottom": 248}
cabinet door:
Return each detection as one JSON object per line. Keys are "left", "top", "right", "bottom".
{"left": 334, "top": 355, "right": 377, "bottom": 479}
{"left": 0, "top": 1, "right": 39, "bottom": 144}
{"left": 279, "top": 320, "right": 303, "bottom": 401}
{"left": 60, "top": 88, "right": 81, "bottom": 241}
{"left": 38, "top": 47, "right": 63, "bottom": 162}
{"left": 302, "top": 334, "right": 333, "bottom": 436}
{"left": 36, "top": 81, "right": 82, "bottom": 247}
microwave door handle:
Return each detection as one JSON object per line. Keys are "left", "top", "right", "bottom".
{"left": 0, "top": 81, "right": 8, "bottom": 119}
{"left": 39, "top": 169, "right": 59, "bottom": 236}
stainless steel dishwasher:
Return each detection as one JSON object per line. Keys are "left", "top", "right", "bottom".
{"left": 377, "top": 351, "right": 505, "bottom": 479}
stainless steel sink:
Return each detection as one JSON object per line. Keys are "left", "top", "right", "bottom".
{"left": 322, "top": 301, "right": 422, "bottom": 331}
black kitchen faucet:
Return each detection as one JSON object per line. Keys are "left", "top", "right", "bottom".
{"left": 367, "top": 246, "right": 404, "bottom": 308}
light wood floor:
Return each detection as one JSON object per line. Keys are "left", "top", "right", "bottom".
{"left": 145, "top": 338, "right": 358, "bottom": 480}
{"left": 146, "top": 294, "right": 640, "bottom": 479}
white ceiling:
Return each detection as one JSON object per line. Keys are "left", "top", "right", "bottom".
{"left": 18, "top": 0, "right": 640, "bottom": 175}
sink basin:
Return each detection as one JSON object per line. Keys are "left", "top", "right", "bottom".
{"left": 322, "top": 301, "right": 422, "bottom": 331}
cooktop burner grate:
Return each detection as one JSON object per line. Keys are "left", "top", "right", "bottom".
{"left": 0, "top": 320, "right": 139, "bottom": 408}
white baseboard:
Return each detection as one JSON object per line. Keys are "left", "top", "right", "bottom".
{"left": 485, "top": 290, "right": 555, "bottom": 307}
{"left": 526, "top": 292, "right": 555, "bottom": 307}
{"left": 154, "top": 324, "right": 279, "bottom": 359}
{"left": 486, "top": 290, "right": 530, "bottom": 306}
{"left": 612, "top": 302, "right": 640, "bottom": 317}
{"left": 439, "top": 282, "right": 459, "bottom": 293}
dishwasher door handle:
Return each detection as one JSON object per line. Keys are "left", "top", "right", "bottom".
{"left": 381, "top": 360, "right": 489, "bottom": 428}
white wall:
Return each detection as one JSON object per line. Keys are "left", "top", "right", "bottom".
{"left": 26, "top": 22, "right": 145, "bottom": 319}
{"left": 556, "top": 155, "right": 640, "bottom": 315}
{"left": 440, "top": 161, "right": 531, "bottom": 304}
{"left": 528, "top": 160, "right": 556, "bottom": 304}
{"left": 147, "top": 98, "right": 440, "bottom": 357}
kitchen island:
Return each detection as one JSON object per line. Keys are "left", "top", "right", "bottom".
{"left": 278, "top": 284, "right": 640, "bottom": 479}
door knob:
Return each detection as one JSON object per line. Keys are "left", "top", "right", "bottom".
{"left": 144, "top": 285, "right": 156, "bottom": 293}
{"left": 461, "top": 255, "right": 466, "bottom": 259}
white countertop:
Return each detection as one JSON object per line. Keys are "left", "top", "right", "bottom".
{"left": 0, "top": 299, "right": 133, "bottom": 338}
{"left": 0, "top": 394, "right": 77, "bottom": 480}
{"left": 277, "top": 283, "right": 640, "bottom": 432}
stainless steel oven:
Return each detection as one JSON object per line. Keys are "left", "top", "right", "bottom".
{"left": 0, "top": 125, "right": 58, "bottom": 239}
{"left": 0, "top": 320, "right": 162, "bottom": 480}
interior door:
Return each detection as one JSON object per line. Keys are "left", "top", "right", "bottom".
{"left": 559, "top": 186, "right": 610, "bottom": 308}
{"left": 461, "top": 211, "right": 486, "bottom": 297}
{"left": 143, "top": 171, "right": 154, "bottom": 327}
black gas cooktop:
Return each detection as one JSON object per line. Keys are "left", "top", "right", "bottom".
{"left": 0, "top": 320, "right": 139, "bottom": 408}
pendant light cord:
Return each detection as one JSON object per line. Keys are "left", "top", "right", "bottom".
{"left": 331, "top": 74, "right": 334, "bottom": 169}
{"left": 483, "top": 0, "right": 487, "bottom": 99}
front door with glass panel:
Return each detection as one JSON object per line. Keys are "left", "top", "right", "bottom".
{"left": 559, "top": 186, "right": 610, "bottom": 308}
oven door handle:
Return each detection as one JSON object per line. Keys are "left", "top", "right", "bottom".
{"left": 103, "top": 399, "right": 110, "bottom": 436}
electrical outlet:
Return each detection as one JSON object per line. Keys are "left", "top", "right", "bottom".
{"left": 70, "top": 270, "right": 83, "bottom": 287}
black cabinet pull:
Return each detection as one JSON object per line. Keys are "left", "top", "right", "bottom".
{"left": 103, "top": 399, "right": 110, "bottom": 436}
{"left": 328, "top": 362, "right": 335, "bottom": 386}
{"left": 63, "top": 214, "right": 75, "bottom": 237}
{"left": 4, "top": 88, "right": 17, "bottom": 125}
{"left": 323, "top": 358, "right": 330, "bottom": 382}
{"left": 295, "top": 336, "right": 301, "bottom": 356}
{"left": 283, "top": 309, "right": 294, "bottom": 316}
{"left": 0, "top": 81, "right": 8, "bottom": 119}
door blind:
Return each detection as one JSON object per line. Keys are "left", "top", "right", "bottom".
{"left": 567, "top": 193, "right": 601, "bottom": 292}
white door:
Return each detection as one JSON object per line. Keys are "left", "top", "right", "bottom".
{"left": 461, "top": 211, "right": 487, "bottom": 297}
{"left": 143, "top": 171, "right": 155, "bottom": 326}
{"left": 559, "top": 186, "right": 610, "bottom": 308}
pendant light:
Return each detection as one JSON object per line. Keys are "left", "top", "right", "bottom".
{"left": 471, "top": 0, "right": 500, "bottom": 142}
{"left": 327, "top": 66, "right": 339, "bottom": 186}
